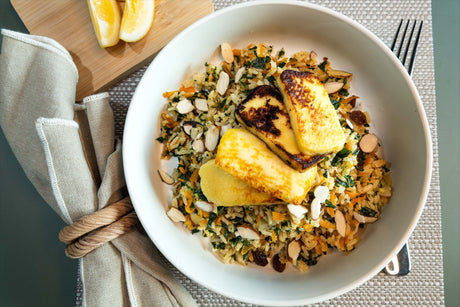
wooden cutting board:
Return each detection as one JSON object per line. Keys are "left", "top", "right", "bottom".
{"left": 11, "top": 0, "right": 214, "bottom": 101}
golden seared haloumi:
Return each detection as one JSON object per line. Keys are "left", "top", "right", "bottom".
{"left": 215, "top": 128, "right": 317, "bottom": 205}
{"left": 276, "top": 70, "right": 346, "bottom": 155}
{"left": 235, "top": 85, "right": 325, "bottom": 172}
{"left": 199, "top": 160, "right": 281, "bottom": 207}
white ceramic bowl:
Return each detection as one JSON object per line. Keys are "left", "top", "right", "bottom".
{"left": 123, "top": 1, "right": 432, "bottom": 305}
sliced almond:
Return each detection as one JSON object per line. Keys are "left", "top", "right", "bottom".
{"left": 195, "top": 201, "right": 213, "bottom": 212}
{"left": 182, "top": 120, "right": 200, "bottom": 136}
{"left": 234, "top": 67, "right": 245, "bottom": 83}
{"left": 335, "top": 210, "right": 346, "bottom": 237}
{"left": 314, "top": 185, "right": 329, "bottom": 203}
{"left": 216, "top": 71, "right": 230, "bottom": 95}
{"left": 167, "top": 207, "right": 185, "bottom": 223}
{"left": 158, "top": 169, "right": 174, "bottom": 185}
{"left": 194, "top": 98, "right": 208, "bottom": 112}
{"left": 324, "top": 81, "right": 344, "bottom": 94}
{"left": 346, "top": 118, "right": 354, "bottom": 130}
{"left": 288, "top": 240, "right": 301, "bottom": 263}
{"left": 220, "top": 124, "right": 232, "bottom": 136}
{"left": 176, "top": 99, "right": 194, "bottom": 114}
{"left": 326, "top": 69, "right": 352, "bottom": 79}
{"left": 220, "top": 216, "right": 230, "bottom": 224}
{"left": 192, "top": 139, "right": 204, "bottom": 153}
{"left": 310, "top": 198, "right": 322, "bottom": 220}
{"left": 359, "top": 133, "right": 379, "bottom": 153}
{"left": 236, "top": 225, "right": 260, "bottom": 240}
{"left": 353, "top": 212, "right": 378, "bottom": 224}
{"left": 221, "top": 42, "right": 234, "bottom": 63}
{"left": 190, "top": 212, "right": 202, "bottom": 225}
{"left": 205, "top": 125, "right": 220, "bottom": 151}
{"left": 287, "top": 203, "right": 308, "bottom": 219}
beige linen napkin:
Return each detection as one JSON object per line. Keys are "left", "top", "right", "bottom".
{"left": 0, "top": 29, "right": 196, "bottom": 307}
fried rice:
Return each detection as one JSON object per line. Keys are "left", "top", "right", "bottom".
{"left": 156, "top": 43, "right": 392, "bottom": 272}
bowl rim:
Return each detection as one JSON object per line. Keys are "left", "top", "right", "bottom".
{"left": 123, "top": 1, "right": 433, "bottom": 304}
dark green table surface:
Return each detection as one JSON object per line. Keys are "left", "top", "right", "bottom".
{"left": 1, "top": 0, "right": 459, "bottom": 306}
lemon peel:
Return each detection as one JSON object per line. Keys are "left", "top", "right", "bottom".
{"left": 87, "top": 0, "right": 121, "bottom": 48}
{"left": 119, "top": 0, "right": 155, "bottom": 42}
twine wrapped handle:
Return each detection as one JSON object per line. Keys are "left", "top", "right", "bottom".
{"left": 59, "top": 197, "right": 139, "bottom": 259}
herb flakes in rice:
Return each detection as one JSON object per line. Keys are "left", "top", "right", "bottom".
{"left": 156, "top": 43, "right": 392, "bottom": 272}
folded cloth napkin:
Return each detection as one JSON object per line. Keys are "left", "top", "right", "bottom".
{"left": 0, "top": 29, "right": 197, "bottom": 307}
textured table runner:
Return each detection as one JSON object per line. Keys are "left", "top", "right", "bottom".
{"left": 103, "top": 0, "right": 444, "bottom": 305}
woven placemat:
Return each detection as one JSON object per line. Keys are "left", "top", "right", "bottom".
{"left": 103, "top": 0, "right": 444, "bottom": 305}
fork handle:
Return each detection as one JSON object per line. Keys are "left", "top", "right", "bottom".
{"left": 385, "top": 243, "right": 411, "bottom": 275}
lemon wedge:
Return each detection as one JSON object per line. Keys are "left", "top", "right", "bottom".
{"left": 87, "top": 0, "right": 121, "bottom": 48}
{"left": 119, "top": 0, "right": 155, "bottom": 42}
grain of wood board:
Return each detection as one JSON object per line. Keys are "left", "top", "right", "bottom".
{"left": 11, "top": 0, "right": 214, "bottom": 101}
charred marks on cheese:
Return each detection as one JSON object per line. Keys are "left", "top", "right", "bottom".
{"left": 235, "top": 85, "right": 325, "bottom": 172}
{"left": 274, "top": 143, "right": 326, "bottom": 170}
{"left": 236, "top": 86, "right": 288, "bottom": 136}
{"left": 279, "top": 70, "right": 316, "bottom": 109}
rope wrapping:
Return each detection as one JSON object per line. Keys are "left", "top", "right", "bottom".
{"left": 58, "top": 197, "right": 139, "bottom": 259}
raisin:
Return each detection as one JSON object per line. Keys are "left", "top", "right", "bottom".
{"left": 272, "top": 253, "right": 286, "bottom": 272}
{"left": 253, "top": 250, "right": 268, "bottom": 267}
{"left": 349, "top": 110, "right": 367, "bottom": 126}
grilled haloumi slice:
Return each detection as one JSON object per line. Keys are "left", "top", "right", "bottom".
{"left": 215, "top": 128, "right": 317, "bottom": 205}
{"left": 199, "top": 160, "right": 281, "bottom": 206}
{"left": 276, "top": 70, "right": 345, "bottom": 155}
{"left": 235, "top": 85, "right": 325, "bottom": 171}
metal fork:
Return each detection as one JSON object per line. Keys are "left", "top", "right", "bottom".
{"left": 383, "top": 19, "right": 423, "bottom": 276}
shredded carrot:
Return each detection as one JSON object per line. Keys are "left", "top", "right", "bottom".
{"left": 214, "top": 216, "right": 222, "bottom": 226}
{"left": 326, "top": 207, "right": 335, "bottom": 217}
{"left": 256, "top": 214, "right": 261, "bottom": 227}
{"left": 256, "top": 43, "right": 264, "bottom": 57}
{"left": 222, "top": 62, "right": 233, "bottom": 78}
{"left": 249, "top": 250, "right": 254, "bottom": 262}
{"left": 317, "top": 237, "right": 328, "bottom": 252}
{"left": 319, "top": 219, "right": 335, "bottom": 229}
{"left": 184, "top": 216, "right": 194, "bottom": 230}
{"left": 303, "top": 223, "right": 313, "bottom": 232}
{"left": 183, "top": 189, "right": 193, "bottom": 207}
{"left": 345, "top": 190, "right": 359, "bottom": 199}
{"left": 272, "top": 211, "right": 286, "bottom": 221}
{"left": 345, "top": 140, "right": 352, "bottom": 150}
{"left": 185, "top": 203, "right": 194, "bottom": 214}
{"left": 199, "top": 219, "right": 207, "bottom": 228}
{"left": 271, "top": 230, "right": 277, "bottom": 242}
{"left": 330, "top": 192, "right": 337, "bottom": 205}
{"left": 178, "top": 86, "right": 196, "bottom": 93}
{"left": 189, "top": 169, "right": 199, "bottom": 188}
{"left": 349, "top": 195, "right": 365, "bottom": 210}
{"left": 364, "top": 156, "right": 374, "bottom": 165}
{"left": 161, "top": 113, "right": 175, "bottom": 128}
{"left": 162, "top": 91, "right": 176, "bottom": 98}
{"left": 339, "top": 238, "right": 346, "bottom": 250}
{"left": 232, "top": 49, "right": 241, "bottom": 56}
{"left": 315, "top": 244, "right": 322, "bottom": 254}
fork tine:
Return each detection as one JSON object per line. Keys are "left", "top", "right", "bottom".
{"left": 402, "top": 21, "right": 417, "bottom": 65}
{"left": 396, "top": 20, "right": 411, "bottom": 57}
{"left": 407, "top": 21, "right": 423, "bottom": 75}
{"left": 391, "top": 19, "right": 404, "bottom": 51}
